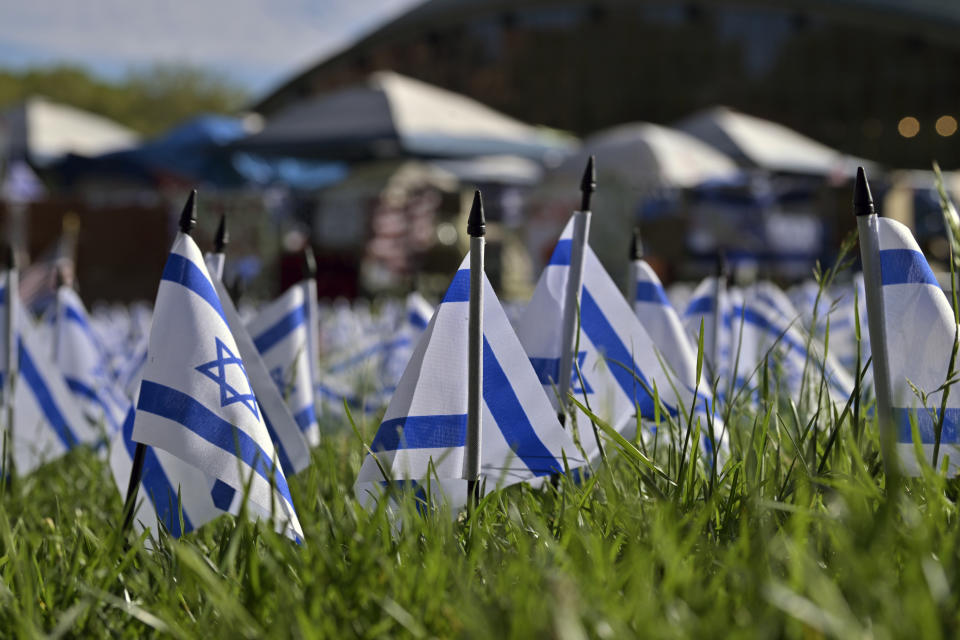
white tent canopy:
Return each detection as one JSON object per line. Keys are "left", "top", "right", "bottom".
{"left": 555, "top": 121, "right": 740, "bottom": 190}
{"left": 676, "top": 106, "right": 862, "bottom": 177}
{"left": 237, "top": 71, "right": 574, "bottom": 161}
{"left": 2, "top": 96, "right": 139, "bottom": 166}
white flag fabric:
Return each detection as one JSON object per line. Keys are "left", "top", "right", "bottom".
{"left": 54, "top": 286, "right": 130, "bottom": 433}
{"left": 380, "top": 292, "right": 435, "bottom": 392}
{"left": 0, "top": 274, "right": 99, "bottom": 474}
{"left": 518, "top": 218, "right": 721, "bottom": 463}
{"left": 246, "top": 283, "right": 320, "bottom": 447}
{"left": 683, "top": 275, "right": 732, "bottom": 386}
{"left": 355, "top": 255, "right": 582, "bottom": 511}
{"left": 129, "top": 232, "right": 302, "bottom": 540}
{"left": 631, "top": 259, "right": 699, "bottom": 389}
{"left": 874, "top": 217, "right": 960, "bottom": 474}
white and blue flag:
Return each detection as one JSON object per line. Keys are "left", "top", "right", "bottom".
{"left": 246, "top": 283, "right": 320, "bottom": 447}
{"left": 518, "top": 219, "right": 722, "bottom": 463}
{"left": 683, "top": 275, "right": 732, "bottom": 386}
{"left": 380, "top": 292, "right": 434, "bottom": 392}
{"left": 128, "top": 232, "right": 302, "bottom": 540}
{"left": 355, "top": 255, "right": 582, "bottom": 511}
{"left": 54, "top": 286, "right": 130, "bottom": 433}
{"left": 631, "top": 258, "right": 700, "bottom": 391}
{"left": 0, "top": 275, "right": 99, "bottom": 474}
{"left": 872, "top": 217, "right": 960, "bottom": 474}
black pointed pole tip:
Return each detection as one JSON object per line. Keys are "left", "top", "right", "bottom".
{"left": 214, "top": 214, "right": 229, "bottom": 253}
{"left": 716, "top": 248, "right": 729, "bottom": 279}
{"left": 467, "top": 190, "right": 486, "bottom": 238}
{"left": 179, "top": 189, "right": 198, "bottom": 235}
{"left": 580, "top": 155, "right": 596, "bottom": 211}
{"left": 303, "top": 245, "right": 317, "bottom": 279}
{"left": 853, "top": 166, "right": 875, "bottom": 217}
{"left": 630, "top": 227, "right": 643, "bottom": 260}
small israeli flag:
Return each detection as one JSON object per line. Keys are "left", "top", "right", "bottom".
{"left": 246, "top": 283, "right": 320, "bottom": 447}
{"left": 381, "top": 292, "right": 435, "bottom": 391}
{"left": 683, "top": 275, "right": 732, "bottom": 386}
{"left": 0, "top": 275, "right": 99, "bottom": 474}
{"left": 873, "top": 217, "right": 960, "bottom": 474}
{"left": 129, "top": 232, "right": 302, "bottom": 540}
{"left": 631, "top": 258, "right": 700, "bottom": 391}
{"left": 54, "top": 286, "right": 130, "bottom": 433}
{"left": 726, "top": 289, "right": 854, "bottom": 404}
{"left": 518, "top": 218, "right": 721, "bottom": 462}
{"left": 355, "top": 255, "right": 582, "bottom": 511}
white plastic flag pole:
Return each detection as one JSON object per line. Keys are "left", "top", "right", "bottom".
{"left": 557, "top": 156, "right": 595, "bottom": 422}
{"left": 465, "top": 191, "right": 485, "bottom": 505}
{"left": 122, "top": 189, "right": 197, "bottom": 532}
{"left": 854, "top": 167, "right": 897, "bottom": 476}
{"left": 302, "top": 246, "right": 321, "bottom": 414}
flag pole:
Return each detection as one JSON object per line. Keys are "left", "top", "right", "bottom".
{"left": 628, "top": 226, "right": 642, "bottom": 304}
{"left": 713, "top": 250, "right": 728, "bottom": 384}
{"left": 2, "top": 245, "right": 17, "bottom": 481}
{"left": 557, "top": 156, "right": 595, "bottom": 424}
{"left": 854, "top": 167, "right": 897, "bottom": 478}
{"left": 122, "top": 189, "right": 197, "bottom": 532}
{"left": 466, "top": 190, "right": 485, "bottom": 507}
{"left": 209, "top": 213, "right": 229, "bottom": 281}
{"left": 302, "top": 245, "right": 321, "bottom": 417}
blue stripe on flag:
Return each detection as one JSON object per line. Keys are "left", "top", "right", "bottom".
{"left": 371, "top": 414, "right": 466, "bottom": 451}
{"left": 294, "top": 405, "right": 316, "bottom": 432}
{"left": 122, "top": 408, "right": 194, "bottom": 536}
{"left": 483, "top": 337, "right": 561, "bottom": 475}
{"left": 441, "top": 269, "right": 470, "bottom": 304}
{"left": 161, "top": 253, "right": 227, "bottom": 324}
{"left": 580, "top": 289, "right": 675, "bottom": 418}
{"left": 136, "top": 380, "right": 295, "bottom": 508}
{"left": 18, "top": 338, "right": 79, "bottom": 449}
{"left": 879, "top": 249, "right": 939, "bottom": 287}
{"left": 408, "top": 310, "right": 429, "bottom": 330}
{"left": 548, "top": 239, "right": 572, "bottom": 266}
{"left": 253, "top": 303, "right": 308, "bottom": 353}
{"left": 896, "top": 407, "right": 960, "bottom": 444}
{"left": 684, "top": 295, "right": 714, "bottom": 315}
{"left": 635, "top": 281, "right": 670, "bottom": 306}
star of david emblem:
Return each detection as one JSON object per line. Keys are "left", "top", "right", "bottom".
{"left": 196, "top": 337, "right": 260, "bottom": 421}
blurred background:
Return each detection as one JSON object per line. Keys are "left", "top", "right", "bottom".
{"left": 2, "top": 0, "right": 959, "bottom": 307}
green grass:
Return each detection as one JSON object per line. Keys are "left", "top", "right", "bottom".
{"left": 2, "top": 383, "right": 960, "bottom": 639}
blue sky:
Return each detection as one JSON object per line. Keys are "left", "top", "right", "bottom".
{"left": 0, "top": 0, "right": 422, "bottom": 98}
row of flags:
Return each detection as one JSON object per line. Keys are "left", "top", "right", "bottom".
{"left": 2, "top": 167, "right": 958, "bottom": 542}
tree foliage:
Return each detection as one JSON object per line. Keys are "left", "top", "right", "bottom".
{"left": 0, "top": 64, "right": 248, "bottom": 136}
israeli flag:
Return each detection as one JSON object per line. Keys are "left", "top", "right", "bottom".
{"left": 381, "top": 292, "right": 435, "bottom": 391}
{"left": 0, "top": 275, "right": 99, "bottom": 474}
{"left": 129, "top": 232, "right": 302, "bottom": 540}
{"left": 631, "top": 259, "right": 699, "bottom": 391}
{"left": 54, "top": 286, "right": 130, "bottom": 433}
{"left": 683, "top": 276, "right": 732, "bottom": 386}
{"left": 874, "top": 217, "right": 960, "bottom": 474}
{"left": 246, "top": 284, "right": 320, "bottom": 447}
{"left": 355, "top": 255, "right": 582, "bottom": 511}
{"left": 518, "top": 219, "right": 721, "bottom": 463}
{"left": 726, "top": 288, "right": 854, "bottom": 405}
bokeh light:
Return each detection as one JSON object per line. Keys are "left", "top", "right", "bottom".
{"left": 898, "top": 116, "right": 920, "bottom": 138}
